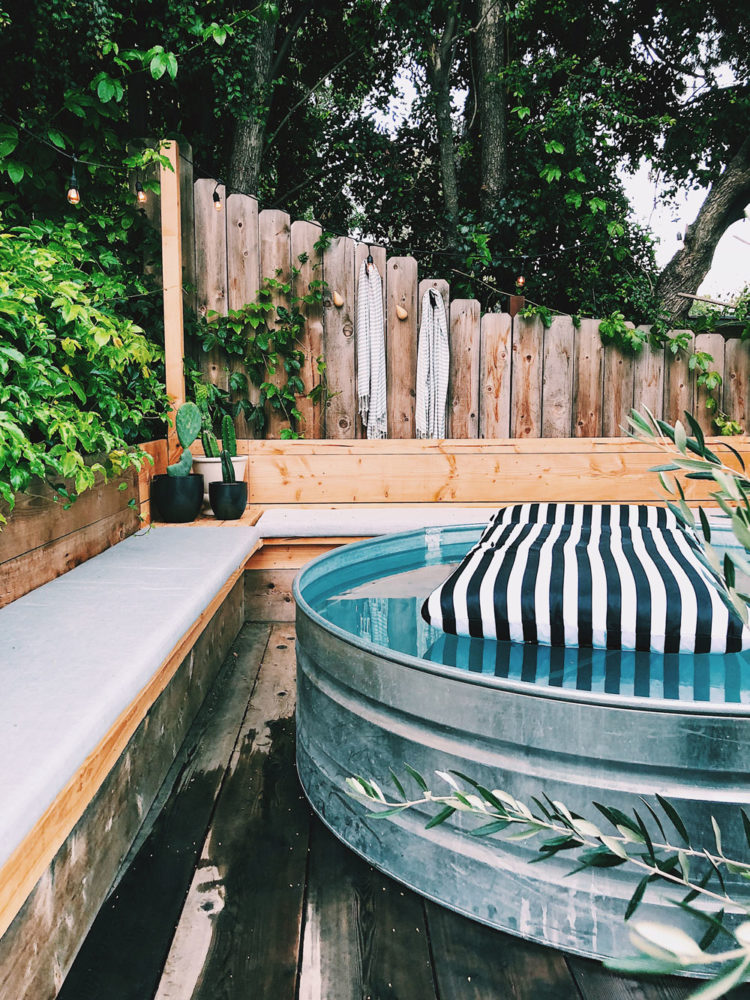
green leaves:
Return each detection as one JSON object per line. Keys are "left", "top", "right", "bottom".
{"left": 147, "top": 46, "right": 179, "bottom": 81}
{"left": 0, "top": 221, "right": 169, "bottom": 521}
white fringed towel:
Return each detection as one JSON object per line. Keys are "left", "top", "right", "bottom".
{"left": 356, "top": 259, "right": 387, "bottom": 438}
{"left": 415, "top": 288, "right": 450, "bottom": 438}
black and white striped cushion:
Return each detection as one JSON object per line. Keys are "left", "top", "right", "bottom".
{"left": 422, "top": 504, "right": 750, "bottom": 654}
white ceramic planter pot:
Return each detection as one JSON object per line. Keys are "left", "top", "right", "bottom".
{"left": 192, "top": 455, "right": 248, "bottom": 505}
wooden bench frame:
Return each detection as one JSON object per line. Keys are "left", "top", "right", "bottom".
{"left": 3, "top": 434, "right": 748, "bottom": 997}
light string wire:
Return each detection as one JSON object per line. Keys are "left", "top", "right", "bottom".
{"left": 2, "top": 110, "right": 591, "bottom": 315}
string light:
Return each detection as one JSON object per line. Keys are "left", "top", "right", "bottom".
{"left": 66, "top": 157, "right": 80, "bottom": 205}
{"left": 1, "top": 112, "right": 586, "bottom": 317}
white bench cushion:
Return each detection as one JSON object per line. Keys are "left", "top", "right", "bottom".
{"left": 0, "top": 525, "right": 259, "bottom": 871}
{"left": 256, "top": 507, "right": 500, "bottom": 538}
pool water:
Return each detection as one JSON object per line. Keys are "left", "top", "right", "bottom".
{"left": 311, "top": 526, "right": 750, "bottom": 707}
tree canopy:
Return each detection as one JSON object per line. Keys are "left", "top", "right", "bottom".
{"left": 0, "top": 0, "right": 747, "bottom": 323}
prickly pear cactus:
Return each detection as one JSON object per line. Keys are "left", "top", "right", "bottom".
{"left": 201, "top": 430, "right": 220, "bottom": 458}
{"left": 167, "top": 449, "right": 193, "bottom": 477}
{"left": 221, "top": 414, "right": 237, "bottom": 457}
{"left": 176, "top": 402, "right": 201, "bottom": 450}
{"left": 220, "top": 450, "right": 236, "bottom": 483}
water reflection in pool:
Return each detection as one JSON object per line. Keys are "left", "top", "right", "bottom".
{"left": 316, "top": 564, "right": 750, "bottom": 706}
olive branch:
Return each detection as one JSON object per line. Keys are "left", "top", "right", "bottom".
{"left": 346, "top": 768, "right": 750, "bottom": 997}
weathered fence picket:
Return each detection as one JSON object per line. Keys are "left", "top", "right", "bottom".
{"left": 479, "top": 312, "right": 512, "bottom": 438}
{"left": 194, "top": 179, "right": 228, "bottom": 395}
{"left": 322, "top": 236, "right": 357, "bottom": 439}
{"left": 386, "top": 257, "right": 419, "bottom": 438}
{"left": 603, "top": 329, "right": 636, "bottom": 438}
{"left": 448, "top": 299, "right": 481, "bottom": 438}
{"left": 664, "top": 331, "right": 694, "bottom": 424}
{"left": 573, "top": 319, "right": 604, "bottom": 437}
{"left": 541, "top": 316, "right": 575, "bottom": 438}
{"left": 511, "top": 316, "right": 543, "bottom": 438}
{"left": 725, "top": 337, "right": 750, "bottom": 428}
{"left": 632, "top": 330, "right": 664, "bottom": 420}
{"left": 181, "top": 169, "right": 749, "bottom": 441}
{"left": 291, "top": 220, "right": 324, "bottom": 439}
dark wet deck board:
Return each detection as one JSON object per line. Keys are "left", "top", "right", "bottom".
{"left": 59, "top": 622, "right": 750, "bottom": 1000}
{"left": 57, "top": 624, "right": 272, "bottom": 1000}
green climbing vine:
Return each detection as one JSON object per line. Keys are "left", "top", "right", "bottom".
{"left": 190, "top": 267, "right": 329, "bottom": 439}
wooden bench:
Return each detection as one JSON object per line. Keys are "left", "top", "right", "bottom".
{"left": 0, "top": 524, "right": 259, "bottom": 1000}
{"left": 242, "top": 436, "right": 750, "bottom": 619}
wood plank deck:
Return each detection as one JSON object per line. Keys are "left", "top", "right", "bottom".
{"left": 58, "top": 623, "right": 750, "bottom": 1000}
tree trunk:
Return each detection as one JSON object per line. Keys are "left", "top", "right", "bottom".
{"left": 425, "top": 13, "right": 460, "bottom": 223}
{"left": 474, "top": 0, "right": 508, "bottom": 220}
{"left": 228, "top": 13, "right": 279, "bottom": 195}
{"left": 656, "top": 137, "right": 750, "bottom": 321}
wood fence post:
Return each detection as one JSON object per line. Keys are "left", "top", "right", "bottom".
{"left": 160, "top": 139, "right": 185, "bottom": 458}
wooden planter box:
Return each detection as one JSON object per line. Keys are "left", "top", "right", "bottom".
{"left": 0, "top": 440, "right": 167, "bottom": 609}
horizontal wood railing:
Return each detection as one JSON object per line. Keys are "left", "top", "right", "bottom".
{"left": 239, "top": 436, "right": 749, "bottom": 508}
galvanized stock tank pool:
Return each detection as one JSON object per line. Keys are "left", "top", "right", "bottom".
{"left": 294, "top": 524, "right": 750, "bottom": 962}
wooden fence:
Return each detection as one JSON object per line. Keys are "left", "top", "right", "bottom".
{"left": 177, "top": 169, "right": 750, "bottom": 440}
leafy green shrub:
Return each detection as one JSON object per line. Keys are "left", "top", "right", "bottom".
{"left": 0, "top": 218, "right": 170, "bottom": 523}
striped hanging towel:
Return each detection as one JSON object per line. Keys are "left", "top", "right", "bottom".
{"left": 356, "top": 259, "right": 387, "bottom": 438}
{"left": 415, "top": 288, "right": 450, "bottom": 438}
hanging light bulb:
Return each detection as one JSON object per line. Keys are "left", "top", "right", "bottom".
{"left": 135, "top": 180, "right": 147, "bottom": 206}
{"left": 66, "top": 158, "right": 80, "bottom": 205}
{"left": 213, "top": 182, "right": 223, "bottom": 211}
{"left": 516, "top": 274, "right": 526, "bottom": 290}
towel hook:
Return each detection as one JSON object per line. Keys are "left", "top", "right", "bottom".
{"left": 429, "top": 289, "right": 438, "bottom": 310}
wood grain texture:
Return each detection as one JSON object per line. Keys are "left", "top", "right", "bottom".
{"left": 0, "top": 496, "right": 140, "bottom": 609}
{"left": 323, "top": 236, "right": 357, "bottom": 439}
{"left": 694, "top": 331, "right": 725, "bottom": 435}
{"left": 724, "top": 337, "right": 750, "bottom": 432}
{"left": 448, "top": 299, "right": 481, "bottom": 438}
{"left": 602, "top": 340, "right": 635, "bottom": 437}
{"left": 0, "top": 467, "right": 138, "bottom": 567}
{"left": 567, "top": 955, "right": 698, "bottom": 1000}
{"left": 427, "top": 902, "right": 580, "bottom": 1000}
{"left": 161, "top": 141, "right": 186, "bottom": 454}
{"left": 298, "top": 820, "right": 436, "bottom": 1000}
{"left": 178, "top": 142, "right": 196, "bottom": 318}
{"left": 632, "top": 331, "right": 664, "bottom": 421}
{"left": 0, "top": 579, "right": 244, "bottom": 1000}
{"left": 244, "top": 568, "right": 298, "bottom": 621}
{"left": 0, "top": 569, "right": 246, "bottom": 941}
{"left": 55, "top": 617, "right": 265, "bottom": 1000}
{"left": 664, "top": 333, "right": 694, "bottom": 424}
{"left": 386, "top": 256, "right": 419, "bottom": 438}
{"left": 511, "top": 315, "right": 543, "bottom": 438}
{"left": 355, "top": 246, "right": 388, "bottom": 429}
{"left": 542, "top": 315, "right": 575, "bottom": 437}
{"left": 259, "top": 209, "right": 292, "bottom": 438}
{"left": 480, "top": 311, "right": 512, "bottom": 438}
{"left": 241, "top": 437, "right": 747, "bottom": 506}
{"left": 195, "top": 177, "right": 230, "bottom": 419}
{"left": 195, "top": 178, "right": 229, "bottom": 321}
{"left": 574, "top": 318, "right": 604, "bottom": 437}
{"left": 157, "top": 625, "right": 308, "bottom": 1000}
{"left": 292, "top": 220, "right": 325, "bottom": 438}
{"left": 226, "top": 192, "right": 261, "bottom": 438}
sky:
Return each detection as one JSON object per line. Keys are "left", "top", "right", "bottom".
{"left": 623, "top": 164, "right": 750, "bottom": 301}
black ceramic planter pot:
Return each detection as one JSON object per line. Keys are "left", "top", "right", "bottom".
{"left": 209, "top": 481, "right": 248, "bottom": 520}
{"left": 151, "top": 474, "right": 204, "bottom": 523}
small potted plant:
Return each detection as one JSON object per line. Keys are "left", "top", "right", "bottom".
{"left": 208, "top": 449, "right": 248, "bottom": 520}
{"left": 193, "top": 413, "right": 248, "bottom": 504}
{"left": 151, "top": 402, "right": 205, "bottom": 522}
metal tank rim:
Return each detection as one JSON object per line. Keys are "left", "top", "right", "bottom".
{"left": 292, "top": 524, "right": 750, "bottom": 718}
